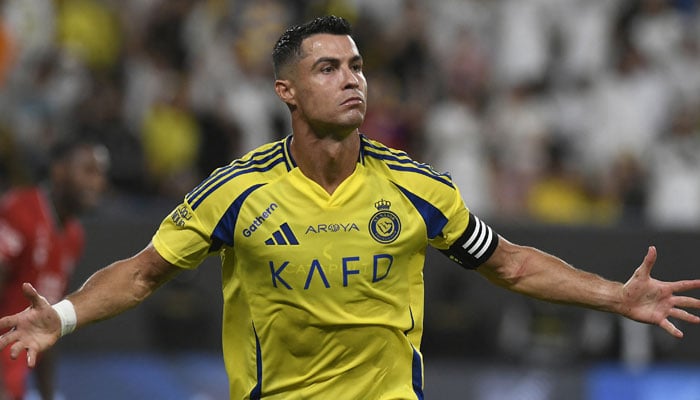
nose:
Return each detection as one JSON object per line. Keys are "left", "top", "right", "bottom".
{"left": 342, "top": 66, "right": 360, "bottom": 89}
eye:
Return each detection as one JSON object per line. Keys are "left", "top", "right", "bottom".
{"left": 351, "top": 64, "right": 362, "bottom": 72}
{"left": 321, "top": 65, "right": 335, "bottom": 73}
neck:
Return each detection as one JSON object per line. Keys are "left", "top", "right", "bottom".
{"left": 290, "top": 129, "right": 360, "bottom": 195}
{"left": 45, "top": 184, "right": 71, "bottom": 227}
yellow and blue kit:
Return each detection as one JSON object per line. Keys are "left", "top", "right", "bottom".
{"left": 152, "top": 134, "right": 498, "bottom": 399}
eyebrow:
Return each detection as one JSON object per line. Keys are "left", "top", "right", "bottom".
{"left": 311, "top": 54, "right": 363, "bottom": 69}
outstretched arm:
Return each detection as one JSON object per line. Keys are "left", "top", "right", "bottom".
{"left": 478, "top": 238, "right": 700, "bottom": 338}
{"left": 0, "top": 243, "right": 181, "bottom": 366}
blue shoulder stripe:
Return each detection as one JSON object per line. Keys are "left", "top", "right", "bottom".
{"left": 362, "top": 138, "right": 412, "bottom": 161}
{"left": 186, "top": 142, "right": 284, "bottom": 204}
{"left": 363, "top": 144, "right": 454, "bottom": 188}
{"left": 396, "top": 184, "right": 448, "bottom": 239}
{"left": 187, "top": 145, "right": 285, "bottom": 209}
{"left": 387, "top": 163, "right": 454, "bottom": 188}
{"left": 190, "top": 158, "right": 284, "bottom": 211}
{"left": 211, "top": 183, "right": 265, "bottom": 250}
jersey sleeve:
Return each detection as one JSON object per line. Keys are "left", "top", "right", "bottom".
{"left": 152, "top": 139, "right": 290, "bottom": 270}
{"left": 438, "top": 212, "right": 499, "bottom": 269}
{"left": 418, "top": 175, "right": 499, "bottom": 269}
{"left": 152, "top": 201, "right": 214, "bottom": 270}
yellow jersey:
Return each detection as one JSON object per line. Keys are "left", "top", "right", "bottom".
{"left": 152, "top": 134, "right": 495, "bottom": 399}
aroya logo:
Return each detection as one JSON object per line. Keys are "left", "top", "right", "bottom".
{"left": 368, "top": 199, "right": 401, "bottom": 244}
{"left": 305, "top": 223, "right": 360, "bottom": 234}
{"left": 265, "top": 222, "right": 300, "bottom": 246}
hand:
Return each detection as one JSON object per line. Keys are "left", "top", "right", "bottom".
{"left": 621, "top": 246, "right": 700, "bottom": 338}
{"left": 0, "top": 283, "right": 61, "bottom": 367}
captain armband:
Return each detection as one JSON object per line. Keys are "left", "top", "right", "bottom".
{"left": 439, "top": 215, "right": 499, "bottom": 269}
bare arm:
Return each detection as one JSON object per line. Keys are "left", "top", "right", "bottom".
{"left": 66, "top": 243, "right": 181, "bottom": 328}
{"left": 0, "top": 243, "right": 181, "bottom": 366}
{"left": 478, "top": 237, "right": 700, "bottom": 338}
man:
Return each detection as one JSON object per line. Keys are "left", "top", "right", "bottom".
{"left": 0, "top": 138, "right": 109, "bottom": 399}
{"left": 1, "top": 16, "right": 700, "bottom": 400}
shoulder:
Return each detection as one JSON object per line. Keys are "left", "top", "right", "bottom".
{"left": 0, "top": 187, "right": 42, "bottom": 220}
{"left": 1, "top": 187, "right": 40, "bottom": 206}
{"left": 361, "top": 135, "right": 470, "bottom": 237}
{"left": 184, "top": 138, "right": 292, "bottom": 212}
{"left": 0, "top": 188, "right": 42, "bottom": 256}
{"left": 360, "top": 135, "right": 456, "bottom": 191}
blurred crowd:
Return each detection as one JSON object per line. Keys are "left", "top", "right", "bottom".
{"left": 0, "top": 0, "right": 699, "bottom": 228}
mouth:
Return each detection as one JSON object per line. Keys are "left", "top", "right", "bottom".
{"left": 341, "top": 96, "right": 364, "bottom": 106}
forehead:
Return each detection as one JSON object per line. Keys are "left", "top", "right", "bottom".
{"left": 300, "top": 33, "right": 360, "bottom": 61}
{"left": 67, "top": 145, "right": 110, "bottom": 169}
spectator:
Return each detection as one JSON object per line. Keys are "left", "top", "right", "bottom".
{"left": 646, "top": 103, "right": 700, "bottom": 228}
{"left": 0, "top": 138, "right": 108, "bottom": 400}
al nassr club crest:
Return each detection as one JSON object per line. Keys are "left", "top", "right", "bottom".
{"left": 369, "top": 199, "right": 401, "bottom": 244}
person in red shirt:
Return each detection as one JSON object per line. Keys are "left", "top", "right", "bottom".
{"left": 0, "top": 139, "right": 108, "bottom": 400}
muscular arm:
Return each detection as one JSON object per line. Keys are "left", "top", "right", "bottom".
{"left": 67, "top": 243, "right": 181, "bottom": 329}
{"left": 478, "top": 237, "right": 700, "bottom": 337}
{"left": 478, "top": 238, "right": 623, "bottom": 312}
{"left": 0, "top": 243, "right": 182, "bottom": 366}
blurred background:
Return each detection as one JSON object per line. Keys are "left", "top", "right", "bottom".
{"left": 1, "top": 0, "right": 700, "bottom": 399}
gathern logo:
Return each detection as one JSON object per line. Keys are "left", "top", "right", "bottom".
{"left": 368, "top": 199, "right": 401, "bottom": 244}
{"left": 243, "top": 203, "right": 278, "bottom": 237}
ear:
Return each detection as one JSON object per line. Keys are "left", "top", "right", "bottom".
{"left": 274, "top": 79, "right": 296, "bottom": 107}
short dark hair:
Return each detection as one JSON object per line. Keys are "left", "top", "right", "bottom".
{"left": 49, "top": 137, "right": 96, "bottom": 165}
{"left": 272, "top": 15, "right": 353, "bottom": 79}
{"left": 32, "top": 137, "right": 106, "bottom": 182}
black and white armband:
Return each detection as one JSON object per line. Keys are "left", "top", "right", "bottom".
{"left": 440, "top": 214, "right": 499, "bottom": 269}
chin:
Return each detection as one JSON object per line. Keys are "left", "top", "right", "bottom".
{"left": 342, "top": 113, "right": 365, "bottom": 129}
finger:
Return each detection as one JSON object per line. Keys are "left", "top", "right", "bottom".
{"left": 669, "top": 279, "right": 700, "bottom": 293}
{"left": 26, "top": 348, "right": 37, "bottom": 368}
{"left": 673, "top": 295, "right": 700, "bottom": 310}
{"left": 637, "top": 246, "right": 657, "bottom": 276}
{"left": 0, "top": 316, "right": 17, "bottom": 333}
{"left": 669, "top": 308, "right": 700, "bottom": 324}
{"left": 0, "top": 328, "right": 17, "bottom": 350}
{"left": 9, "top": 340, "right": 27, "bottom": 360}
{"left": 21, "top": 283, "right": 44, "bottom": 308}
{"left": 659, "top": 318, "right": 683, "bottom": 338}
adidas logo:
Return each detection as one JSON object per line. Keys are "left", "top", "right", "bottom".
{"left": 265, "top": 223, "right": 299, "bottom": 246}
